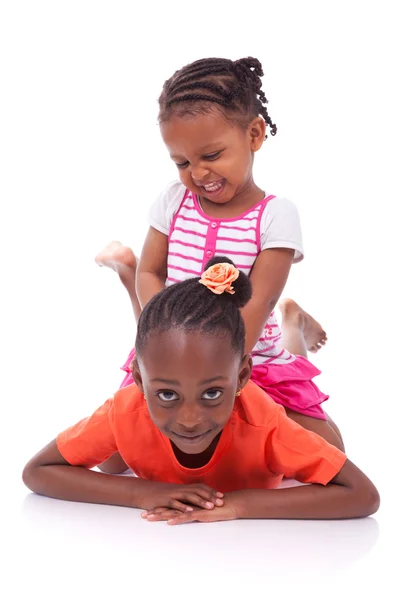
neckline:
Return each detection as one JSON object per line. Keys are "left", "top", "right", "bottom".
{"left": 191, "top": 191, "right": 274, "bottom": 223}
{"left": 159, "top": 415, "right": 234, "bottom": 476}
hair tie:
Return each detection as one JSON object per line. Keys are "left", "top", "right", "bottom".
{"left": 199, "top": 263, "right": 240, "bottom": 295}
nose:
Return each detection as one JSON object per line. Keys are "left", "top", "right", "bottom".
{"left": 190, "top": 164, "right": 210, "bottom": 184}
{"left": 177, "top": 400, "right": 203, "bottom": 430}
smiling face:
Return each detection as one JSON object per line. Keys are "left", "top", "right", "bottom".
{"left": 160, "top": 109, "right": 266, "bottom": 208}
{"left": 133, "top": 329, "right": 252, "bottom": 457}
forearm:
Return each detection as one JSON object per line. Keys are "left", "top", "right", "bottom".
{"left": 235, "top": 483, "right": 379, "bottom": 520}
{"left": 23, "top": 464, "right": 154, "bottom": 509}
{"left": 136, "top": 271, "right": 166, "bottom": 308}
{"left": 241, "top": 297, "right": 276, "bottom": 354}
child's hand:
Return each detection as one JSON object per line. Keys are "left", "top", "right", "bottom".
{"left": 141, "top": 492, "right": 244, "bottom": 524}
{"left": 140, "top": 482, "right": 224, "bottom": 513}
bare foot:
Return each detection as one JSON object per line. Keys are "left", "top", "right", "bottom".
{"left": 279, "top": 299, "right": 327, "bottom": 353}
{"left": 95, "top": 241, "right": 138, "bottom": 291}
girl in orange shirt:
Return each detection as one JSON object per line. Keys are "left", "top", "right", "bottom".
{"left": 22, "top": 258, "right": 379, "bottom": 524}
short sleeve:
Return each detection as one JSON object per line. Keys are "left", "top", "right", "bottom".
{"left": 265, "top": 407, "right": 347, "bottom": 485}
{"left": 56, "top": 399, "right": 118, "bottom": 468}
{"left": 260, "top": 196, "right": 304, "bottom": 263}
{"left": 148, "top": 180, "right": 186, "bottom": 235}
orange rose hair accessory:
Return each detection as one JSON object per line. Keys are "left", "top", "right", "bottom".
{"left": 199, "top": 263, "right": 240, "bottom": 295}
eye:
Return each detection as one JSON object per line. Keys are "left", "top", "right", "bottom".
{"left": 158, "top": 390, "right": 179, "bottom": 402}
{"left": 175, "top": 160, "right": 189, "bottom": 169}
{"left": 202, "top": 389, "right": 222, "bottom": 401}
{"left": 203, "top": 151, "right": 221, "bottom": 161}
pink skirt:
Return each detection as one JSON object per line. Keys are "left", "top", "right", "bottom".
{"left": 120, "top": 349, "right": 328, "bottom": 421}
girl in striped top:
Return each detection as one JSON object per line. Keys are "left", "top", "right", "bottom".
{"left": 96, "top": 56, "right": 343, "bottom": 450}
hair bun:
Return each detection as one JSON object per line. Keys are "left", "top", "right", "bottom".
{"left": 202, "top": 256, "right": 252, "bottom": 308}
{"left": 234, "top": 57, "right": 264, "bottom": 78}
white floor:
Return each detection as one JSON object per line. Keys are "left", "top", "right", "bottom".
{"left": 2, "top": 474, "right": 401, "bottom": 599}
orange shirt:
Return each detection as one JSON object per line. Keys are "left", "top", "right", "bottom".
{"left": 57, "top": 381, "right": 346, "bottom": 492}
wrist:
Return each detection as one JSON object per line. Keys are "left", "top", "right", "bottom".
{"left": 130, "top": 478, "right": 156, "bottom": 510}
{"left": 228, "top": 490, "right": 250, "bottom": 519}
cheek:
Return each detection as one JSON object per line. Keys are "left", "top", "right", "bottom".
{"left": 147, "top": 403, "right": 170, "bottom": 429}
{"left": 223, "top": 153, "right": 249, "bottom": 179}
{"left": 214, "top": 396, "right": 235, "bottom": 425}
{"left": 178, "top": 169, "right": 190, "bottom": 185}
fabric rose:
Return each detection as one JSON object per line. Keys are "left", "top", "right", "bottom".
{"left": 199, "top": 263, "right": 240, "bottom": 295}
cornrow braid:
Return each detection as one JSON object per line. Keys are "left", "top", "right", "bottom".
{"left": 159, "top": 56, "right": 277, "bottom": 138}
{"left": 135, "top": 257, "right": 252, "bottom": 358}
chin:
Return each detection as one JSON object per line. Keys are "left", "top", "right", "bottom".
{"left": 171, "top": 430, "right": 217, "bottom": 454}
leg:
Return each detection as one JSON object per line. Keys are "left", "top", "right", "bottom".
{"left": 95, "top": 241, "right": 141, "bottom": 321}
{"left": 326, "top": 413, "right": 345, "bottom": 449}
{"left": 278, "top": 299, "right": 344, "bottom": 450}
{"left": 285, "top": 408, "right": 345, "bottom": 452}
{"left": 98, "top": 452, "right": 129, "bottom": 474}
{"left": 279, "top": 298, "right": 327, "bottom": 356}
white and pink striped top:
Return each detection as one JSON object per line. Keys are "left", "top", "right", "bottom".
{"left": 149, "top": 181, "right": 304, "bottom": 367}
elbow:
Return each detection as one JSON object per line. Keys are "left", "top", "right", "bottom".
{"left": 366, "top": 486, "right": 381, "bottom": 516}
{"left": 357, "top": 482, "right": 381, "bottom": 518}
{"left": 22, "top": 457, "right": 46, "bottom": 494}
{"left": 22, "top": 461, "right": 37, "bottom": 492}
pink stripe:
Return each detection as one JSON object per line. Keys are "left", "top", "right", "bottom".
{"left": 235, "top": 264, "right": 253, "bottom": 270}
{"left": 168, "top": 263, "right": 201, "bottom": 276}
{"left": 169, "top": 188, "right": 190, "bottom": 239}
{"left": 262, "top": 349, "right": 288, "bottom": 363}
{"left": 251, "top": 340, "right": 282, "bottom": 355}
{"left": 240, "top": 213, "right": 260, "bottom": 221}
{"left": 168, "top": 251, "right": 202, "bottom": 264}
{"left": 167, "top": 277, "right": 182, "bottom": 283}
{"left": 216, "top": 248, "right": 257, "bottom": 257}
{"left": 179, "top": 204, "right": 196, "bottom": 211}
{"left": 170, "top": 240, "right": 205, "bottom": 251}
{"left": 177, "top": 214, "right": 209, "bottom": 227}
{"left": 217, "top": 235, "right": 257, "bottom": 245}
{"left": 258, "top": 333, "right": 282, "bottom": 342}
{"left": 173, "top": 226, "right": 207, "bottom": 239}
{"left": 220, "top": 223, "right": 257, "bottom": 232}
{"left": 252, "top": 343, "right": 276, "bottom": 355}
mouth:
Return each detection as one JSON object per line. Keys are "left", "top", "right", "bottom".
{"left": 200, "top": 179, "right": 225, "bottom": 197}
{"left": 171, "top": 429, "right": 213, "bottom": 445}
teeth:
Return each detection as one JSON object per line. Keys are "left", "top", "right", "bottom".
{"left": 204, "top": 181, "right": 223, "bottom": 192}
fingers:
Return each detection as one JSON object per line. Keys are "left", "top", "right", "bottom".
{"left": 168, "top": 499, "right": 194, "bottom": 513}
{"left": 173, "top": 486, "right": 224, "bottom": 509}
{"left": 142, "top": 508, "right": 183, "bottom": 522}
{"left": 167, "top": 510, "right": 213, "bottom": 526}
{"left": 142, "top": 505, "right": 233, "bottom": 526}
{"left": 174, "top": 492, "right": 221, "bottom": 510}
{"left": 199, "top": 485, "right": 224, "bottom": 499}
{"left": 141, "top": 507, "right": 207, "bottom": 525}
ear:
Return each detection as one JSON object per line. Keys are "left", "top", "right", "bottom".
{"left": 248, "top": 117, "right": 266, "bottom": 152}
{"left": 238, "top": 354, "right": 253, "bottom": 389}
{"left": 131, "top": 358, "right": 144, "bottom": 393}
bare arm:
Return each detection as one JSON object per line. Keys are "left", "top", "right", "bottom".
{"left": 136, "top": 226, "right": 169, "bottom": 308}
{"left": 22, "top": 440, "right": 149, "bottom": 508}
{"left": 157, "top": 459, "right": 380, "bottom": 524}
{"left": 22, "top": 440, "right": 224, "bottom": 511}
{"left": 241, "top": 248, "right": 294, "bottom": 354}
{"left": 235, "top": 459, "right": 380, "bottom": 519}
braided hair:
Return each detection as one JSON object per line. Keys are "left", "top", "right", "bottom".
{"left": 158, "top": 57, "right": 277, "bottom": 138}
{"left": 135, "top": 257, "right": 252, "bottom": 358}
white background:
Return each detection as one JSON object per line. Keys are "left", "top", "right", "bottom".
{"left": 1, "top": 1, "right": 406, "bottom": 598}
